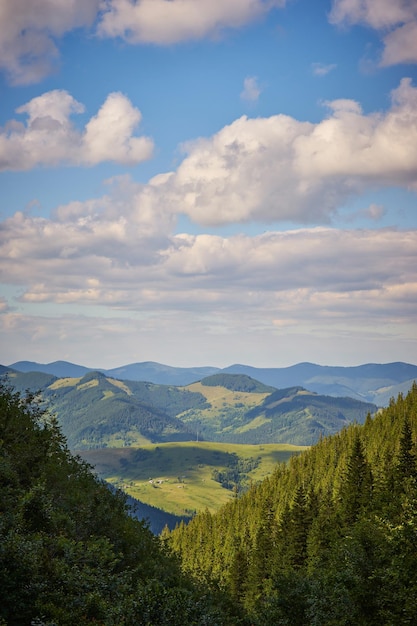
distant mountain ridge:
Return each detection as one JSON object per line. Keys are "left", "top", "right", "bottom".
{"left": 7, "top": 359, "right": 417, "bottom": 405}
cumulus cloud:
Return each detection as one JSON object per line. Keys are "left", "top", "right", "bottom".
{"left": 330, "top": 0, "right": 417, "bottom": 65}
{"left": 240, "top": 76, "right": 262, "bottom": 102}
{"left": 0, "top": 0, "right": 99, "bottom": 84}
{"left": 381, "top": 20, "right": 417, "bottom": 66}
{"left": 144, "top": 78, "right": 417, "bottom": 226}
{"left": 312, "top": 62, "right": 337, "bottom": 76}
{"left": 98, "top": 0, "right": 287, "bottom": 45}
{"left": 0, "top": 91, "right": 153, "bottom": 170}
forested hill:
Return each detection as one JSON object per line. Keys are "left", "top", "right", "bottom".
{"left": 1, "top": 369, "right": 377, "bottom": 447}
{"left": 167, "top": 383, "right": 417, "bottom": 625}
{"left": 8, "top": 359, "right": 417, "bottom": 404}
{"left": 0, "top": 383, "right": 245, "bottom": 625}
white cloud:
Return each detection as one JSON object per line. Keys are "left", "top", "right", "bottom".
{"left": 0, "top": 91, "right": 153, "bottom": 170}
{"left": 381, "top": 20, "right": 417, "bottom": 66}
{"left": 146, "top": 78, "right": 417, "bottom": 226}
{"left": 98, "top": 0, "right": 287, "bottom": 45}
{"left": 0, "top": 0, "right": 99, "bottom": 84}
{"left": 1, "top": 190, "right": 417, "bottom": 366}
{"left": 343, "top": 203, "right": 386, "bottom": 223}
{"left": 330, "top": 0, "right": 417, "bottom": 65}
{"left": 1, "top": 178, "right": 416, "bottom": 366}
{"left": 0, "top": 0, "right": 289, "bottom": 83}
{"left": 312, "top": 62, "right": 337, "bottom": 76}
{"left": 240, "top": 76, "right": 262, "bottom": 102}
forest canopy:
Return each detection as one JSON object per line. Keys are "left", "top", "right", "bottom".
{"left": 0, "top": 383, "right": 244, "bottom": 625}
{"left": 167, "top": 382, "right": 417, "bottom": 625}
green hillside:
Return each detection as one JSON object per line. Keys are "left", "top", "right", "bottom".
{"left": 166, "top": 383, "right": 417, "bottom": 625}
{"left": 79, "top": 441, "right": 306, "bottom": 517}
{"left": 2, "top": 369, "right": 377, "bottom": 448}
{"left": 179, "top": 383, "right": 376, "bottom": 445}
{"left": 37, "top": 371, "right": 207, "bottom": 448}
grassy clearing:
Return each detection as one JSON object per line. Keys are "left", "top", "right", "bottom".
{"left": 106, "top": 378, "right": 133, "bottom": 395}
{"left": 183, "top": 382, "right": 270, "bottom": 414}
{"left": 49, "top": 377, "right": 80, "bottom": 389}
{"left": 79, "top": 441, "right": 306, "bottom": 517}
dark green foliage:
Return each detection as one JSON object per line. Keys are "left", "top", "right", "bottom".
{"left": 340, "top": 433, "right": 373, "bottom": 524}
{"left": 0, "top": 383, "right": 245, "bottom": 625}
{"left": 167, "top": 382, "right": 417, "bottom": 625}
{"left": 237, "top": 387, "right": 377, "bottom": 445}
{"left": 211, "top": 453, "right": 260, "bottom": 492}
{"left": 201, "top": 373, "right": 276, "bottom": 393}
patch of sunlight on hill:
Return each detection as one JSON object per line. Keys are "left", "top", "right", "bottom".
{"left": 101, "top": 390, "right": 115, "bottom": 400}
{"left": 49, "top": 377, "right": 80, "bottom": 389}
{"left": 184, "top": 382, "right": 270, "bottom": 412}
{"left": 78, "top": 379, "right": 99, "bottom": 390}
{"left": 235, "top": 415, "right": 271, "bottom": 433}
{"left": 106, "top": 378, "right": 133, "bottom": 395}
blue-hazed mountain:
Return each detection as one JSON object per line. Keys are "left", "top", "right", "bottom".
{"left": 8, "top": 360, "right": 92, "bottom": 378}
{"left": 8, "top": 359, "right": 417, "bottom": 404}
{"left": 223, "top": 361, "right": 417, "bottom": 405}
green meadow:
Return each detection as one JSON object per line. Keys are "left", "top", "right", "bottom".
{"left": 80, "top": 441, "right": 306, "bottom": 517}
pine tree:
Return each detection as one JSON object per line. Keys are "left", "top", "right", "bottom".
{"left": 396, "top": 415, "right": 416, "bottom": 484}
{"left": 340, "top": 432, "right": 373, "bottom": 524}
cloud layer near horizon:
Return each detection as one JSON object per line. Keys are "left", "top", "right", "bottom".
{"left": 1, "top": 173, "right": 416, "bottom": 321}
{"left": 1, "top": 208, "right": 416, "bottom": 366}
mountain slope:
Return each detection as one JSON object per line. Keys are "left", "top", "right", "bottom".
{"left": 0, "top": 383, "right": 242, "bottom": 625}
{"left": 224, "top": 361, "right": 417, "bottom": 403}
{"left": 180, "top": 381, "right": 376, "bottom": 445}
{"left": 2, "top": 369, "right": 377, "bottom": 447}
{"left": 166, "top": 383, "right": 417, "bottom": 625}
{"left": 8, "top": 359, "right": 417, "bottom": 403}
{"left": 38, "top": 371, "right": 207, "bottom": 449}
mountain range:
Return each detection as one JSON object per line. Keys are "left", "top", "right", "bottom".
{"left": 7, "top": 359, "right": 417, "bottom": 405}
{"left": 2, "top": 366, "right": 376, "bottom": 448}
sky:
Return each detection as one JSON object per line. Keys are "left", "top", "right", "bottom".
{"left": 0, "top": 0, "right": 417, "bottom": 370}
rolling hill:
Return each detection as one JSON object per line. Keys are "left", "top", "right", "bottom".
{"left": 2, "top": 369, "right": 207, "bottom": 449}
{"left": 8, "top": 359, "right": 417, "bottom": 404}
{"left": 179, "top": 380, "right": 376, "bottom": 446}
{"left": 2, "top": 368, "right": 377, "bottom": 447}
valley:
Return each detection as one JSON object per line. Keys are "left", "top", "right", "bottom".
{"left": 79, "top": 441, "right": 305, "bottom": 517}
{"left": 2, "top": 359, "right": 414, "bottom": 523}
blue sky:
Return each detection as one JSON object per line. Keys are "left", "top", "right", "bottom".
{"left": 1, "top": 0, "right": 417, "bottom": 369}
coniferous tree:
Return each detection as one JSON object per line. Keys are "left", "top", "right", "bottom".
{"left": 396, "top": 415, "right": 416, "bottom": 484}
{"left": 340, "top": 431, "right": 373, "bottom": 524}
